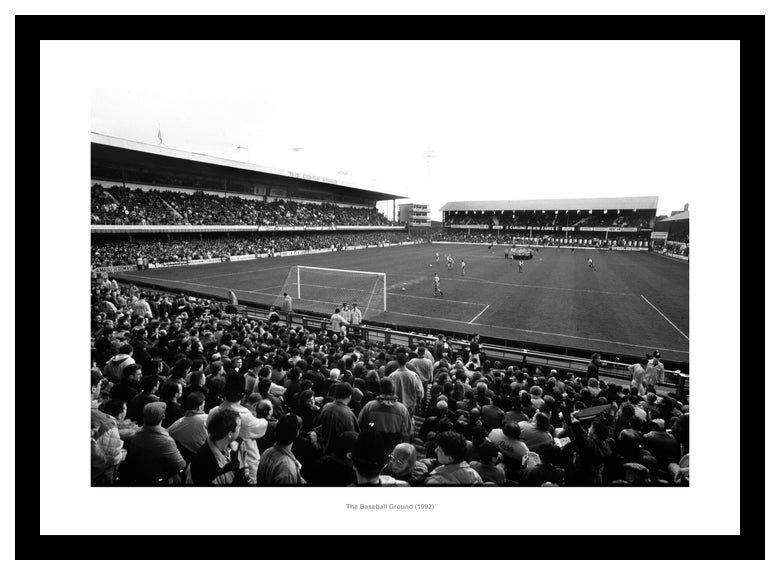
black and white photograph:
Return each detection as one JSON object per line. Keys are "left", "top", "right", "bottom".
{"left": 88, "top": 41, "right": 695, "bottom": 490}
{"left": 30, "top": 14, "right": 763, "bottom": 557}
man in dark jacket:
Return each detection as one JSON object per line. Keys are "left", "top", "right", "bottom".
{"left": 356, "top": 378, "right": 414, "bottom": 456}
{"left": 318, "top": 382, "right": 359, "bottom": 455}
{"left": 586, "top": 353, "right": 602, "bottom": 382}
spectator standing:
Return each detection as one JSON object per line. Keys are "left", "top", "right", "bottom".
{"left": 408, "top": 346, "right": 434, "bottom": 413}
{"left": 569, "top": 418, "right": 613, "bottom": 486}
{"left": 256, "top": 414, "right": 306, "bottom": 485}
{"left": 131, "top": 292, "right": 153, "bottom": 319}
{"left": 280, "top": 292, "right": 293, "bottom": 325}
{"left": 350, "top": 303, "right": 362, "bottom": 325}
{"left": 586, "top": 353, "right": 602, "bottom": 382}
{"left": 644, "top": 350, "right": 665, "bottom": 391}
{"left": 468, "top": 334, "right": 482, "bottom": 367}
{"left": 357, "top": 378, "right": 414, "bottom": 454}
{"left": 319, "top": 382, "right": 359, "bottom": 455}
{"left": 329, "top": 308, "right": 348, "bottom": 337}
{"left": 389, "top": 352, "right": 424, "bottom": 417}
{"left": 208, "top": 371, "right": 268, "bottom": 484}
{"left": 628, "top": 358, "right": 649, "bottom": 394}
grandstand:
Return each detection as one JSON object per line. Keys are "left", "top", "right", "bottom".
{"left": 440, "top": 197, "right": 657, "bottom": 249}
{"left": 91, "top": 136, "right": 689, "bottom": 488}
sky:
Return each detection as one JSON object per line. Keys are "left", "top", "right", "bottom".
{"left": 90, "top": 40, "right": 738, "bottom": 222}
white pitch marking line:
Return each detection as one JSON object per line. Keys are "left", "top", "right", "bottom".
{"left": 645, "top": 251, "right": 690, "bottom": 264}
{"left": 186, "top": 264, "right": 293, "bottom": 280}
{"left": 468, "top": 305, "right": 490, "bottom": 324}
{"left": 640, "top": 295, "right": 690, "bottom": 341}
{"left": 387, "top": 292, "right": 486, "bottom": 306}
{"left": 440, "top": 275, "right": 636, "bottom": 297}
{"left": 382, "top": 311, "right": 688, "bottom": 354}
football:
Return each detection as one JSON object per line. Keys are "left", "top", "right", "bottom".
{"left": 401, "top": 287, "right": 406, "bottom": 291}
{"left": 429, "top": 264, "right": 432, "bottom": 267}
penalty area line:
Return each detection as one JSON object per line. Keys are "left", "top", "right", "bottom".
{"left": 468, "top": 305, "right": 490, "bottom": 324}
{"left": 640, "top": 295, "right": 689, "bottom": 341}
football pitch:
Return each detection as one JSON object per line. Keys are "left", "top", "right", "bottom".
{"left": 115, "top": 243, "right": 690, "bottom": 363}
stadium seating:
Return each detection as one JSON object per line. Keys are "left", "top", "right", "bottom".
{"left": 91, "top": 231, "right": 414, "bottom": 267}
{"left": 90, "top": 184, "right": 392, "bottom": 227}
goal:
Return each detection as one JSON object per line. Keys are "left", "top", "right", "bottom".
{"left": 274, "top": 265, "right": 387, "bottom": 319}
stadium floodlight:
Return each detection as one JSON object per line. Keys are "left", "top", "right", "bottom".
{"left": 276, "top": 265, "right": 387, "bottom": 319}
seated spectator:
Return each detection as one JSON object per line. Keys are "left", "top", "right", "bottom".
{"left": 308, "top": 431, "right": 359, "bottom": 486}
{"left": 108, "top": 363, "right": 142, "bottom": 404}
{"left": 468, "top": 441, "right": 506, "bottom": 485}
{"left": 518, "top": 443, "right": 566, "bottom": 486}
{"left": 350, "top": 426, "right": 408, "bottom": 486}
{"left": 91, "top": 378, "right": 124, "bottom": 486}
{"left": 167, "top": 391, "right": 209, "bottom": 460}
{"left": 381, "top": 443, "right": 427, "bottom": 485}
{"left": 518, "top": 412, "right": 554, "bottom": 452}
{"left": 295, "top": 389, "right": 321, "bottom": 433}
{"left": 503, "top": 395, "right": 530, "bottom": 425}
{"left": 120, "top": 402, "right": 186, "bottom": 485}
{"left": 480, "top": 402, "right": 505, "bottom": 432}
{"left": 99, "top": 399, "right": 140, "bottom": 444}
{"left": 424, "top": 431, "right": 483, "bottom": 485}
{"left": 160, "top": 382, "right": 186, "bottom": 428}
{"left": 622, "top": 462, "right": 652, "bottom": 486}
{"left": 642, "top": 418, "right": 681, "bottom": 469}
{"left": 488, "top": 422, "right": 529, "bottom": 480}
{"left": 102, "top": 344, "right": 136, "bottom": 384}
{"left": 126, "top": 374, "right": 160, "bottom": 424}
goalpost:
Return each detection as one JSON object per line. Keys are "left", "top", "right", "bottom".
{"left": 274, "top": 265, "right": 387, "bottom": 319}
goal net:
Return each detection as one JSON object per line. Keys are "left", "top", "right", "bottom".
{"left": 274, "top": 265, "right": 387, "bottom": 320}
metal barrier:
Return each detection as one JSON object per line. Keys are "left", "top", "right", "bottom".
{"left": 114, "top": 279, "right": 689, "bottom": 395}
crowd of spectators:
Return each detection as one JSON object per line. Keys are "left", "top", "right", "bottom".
{"left": 444, "top": 210, "right": 653, "bottom": 230}
{"left": 91, "top": 279, "right": 689, "bottom": 487}
{"left": 430, "top": 230, "right": 650, "bottom": 248}
{"left": 660, "top": 241, "right": 689, "bottom": 258}
{"left": 90, "top": 184, "right": 392, "bottom": 227}
{"left": 91, "top": 231, "right": 416, "bottom": 268}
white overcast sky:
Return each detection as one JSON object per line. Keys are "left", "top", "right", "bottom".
{"left": 90, "top": 40, "right": 738, "bottom": 221}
